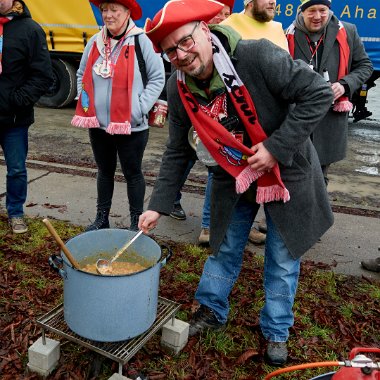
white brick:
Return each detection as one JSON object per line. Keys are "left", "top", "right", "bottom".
{"left": 28, "top": 337, "right": 60, "bottom": 372}
{"left": 108, "top": 374, "right": 130, "bottom": 380}
{"left": 161, "top": 319, "right": 189, "bottom": 354}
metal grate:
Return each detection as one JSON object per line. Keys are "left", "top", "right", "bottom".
{"left": 36, "top": 297, "right": 181, "bottom": 369}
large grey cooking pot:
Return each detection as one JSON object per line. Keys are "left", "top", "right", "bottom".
{"left": 49, "top": 229, "right": 170, "bottom": 342}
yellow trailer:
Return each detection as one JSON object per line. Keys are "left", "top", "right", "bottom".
{"left": 26, "top": 0, "right": 101, "bottom": 107}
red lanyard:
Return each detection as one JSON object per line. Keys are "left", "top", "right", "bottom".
{"left": 306, "top": 34, "right": 324, "bottom": 67}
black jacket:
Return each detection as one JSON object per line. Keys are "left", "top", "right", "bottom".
{"left": 0, "top": 1, "right": 53, "bottom": 127}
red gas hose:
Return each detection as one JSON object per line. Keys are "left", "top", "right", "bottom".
{"left": 264, "top": 361, "right": 342, "bottom": 380}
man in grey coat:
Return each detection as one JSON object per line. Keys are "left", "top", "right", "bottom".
{"left": 141, "top": 0, "right": 334, "bottom": 366}
{"left": 286, "top": 0, "right": 373, "bottom": 185}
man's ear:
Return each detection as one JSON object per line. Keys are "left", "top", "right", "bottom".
{"left": 199, "top": 21, "right": 211, "bottom": 40}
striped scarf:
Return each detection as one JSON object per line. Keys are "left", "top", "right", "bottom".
{"left": 286, "top": 20, "right": 352, "bottom": 112}
{"left": 178, "top": 34, "right": 290, "bottom": 203}
{"left": 72, "top": 30, "right": 135, "bottom": 135}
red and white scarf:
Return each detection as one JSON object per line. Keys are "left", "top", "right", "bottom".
{"left": 178, "top": 34, "right": 290, "bottom": 203}
{"left": 71, "top": 28, "right": 135, "bottom": 134}
{"left": 287, "top": 20, "right": 352, "bottom": 112}
{"left": 0, "top": 16, "right": 12, "bottom": 75}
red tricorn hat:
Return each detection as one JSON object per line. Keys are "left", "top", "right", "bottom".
{"left": 219, "top": 0, "right": 235, "bottom": 8}
{"left": 89, "top": 0, "right": 142, "bottom": 21}
{"left": 144, "top": 0, "right": 224, "bottom": 52}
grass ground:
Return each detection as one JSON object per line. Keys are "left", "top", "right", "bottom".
{"left": 0, "top": 214, "right": 379, "bottom": 379}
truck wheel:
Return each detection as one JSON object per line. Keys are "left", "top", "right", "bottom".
{"left": 37, "top": 59, "right": 77, "bottom": 108}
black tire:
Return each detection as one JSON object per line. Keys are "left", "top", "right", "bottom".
{"left": 37, "top": 59, "right": 77, "bottom": 108}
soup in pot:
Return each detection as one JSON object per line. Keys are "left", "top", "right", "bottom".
{"left": 81, "top": 261, "right": 147, "bottom": 275}
{"left": 78, "top": 250, "right": 153, "bottom": 276}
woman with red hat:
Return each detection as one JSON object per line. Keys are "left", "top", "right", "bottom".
{"left": 72, "top": 0, "right": 165, "bottom": 231}
{"left": 208, "top": 0, "right": 235, "bottom": 24}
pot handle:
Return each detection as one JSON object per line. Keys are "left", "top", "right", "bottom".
{"left": 48, "top": 254, "right": 67, "bottom": 279}
{"left": 159, "top": 244, "right": 173, "bottom": 267}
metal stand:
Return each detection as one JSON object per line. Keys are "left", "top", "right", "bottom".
{"left": 37, "top": 297, "right": 181, "bottom": 375}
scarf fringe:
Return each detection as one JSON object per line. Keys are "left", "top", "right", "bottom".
{"left": 235, "top": 166, "right": 264, "bottom": 194}
{"left": 71, "top": 115, "right": 100, "bottom": 128}
{"left": 256, "top": 185, "right": 290, "bottom": 204}
{"left": 106, "top": 122, "right": 131, "bottom": 135}
{"left": 333, "top": 99, "right": 353, "bottom": 113}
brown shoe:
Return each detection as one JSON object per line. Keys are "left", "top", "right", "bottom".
{"left": 198, "top": 228, "right": 210, "bottom": 245}
{"left": 258, "top": 218, "right": 267, "bottom": 233}
{"left": 361, "top": 257, "right": 380, "bottom": 273}
{"left": 9, "top": 217, "right": 28, "bottom": 234}
{"left": 248, "top": 228, "right": 266, "bottom": 245}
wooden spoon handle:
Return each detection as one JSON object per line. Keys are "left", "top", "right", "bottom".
{"left": 43, "top": 218, "right": 80, "bottom": 269}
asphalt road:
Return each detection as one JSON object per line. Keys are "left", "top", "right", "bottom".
{"left": 0, "top": 80, "right": 379, "bottom": 279}
{"left": 26, "top": 80, "right": 380, "bottom": 211}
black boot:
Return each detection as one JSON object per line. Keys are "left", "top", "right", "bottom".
{"left": 85, "top": 208, "right": 110, "bottom": 232}
{"left": 129, "top": 214, "right": 140, "bottom": 231}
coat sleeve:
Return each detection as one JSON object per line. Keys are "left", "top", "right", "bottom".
{"left": 10, "top": 25, "right": 53, "bottom": 108}
{"left": 137, "top": 34, "right": 165, "bottom": 115}
{"left": 339, "top": 23, "right": 373, "bottom": 96}
{"left": 76, "top": 35, "right": 96, "bottom": 96}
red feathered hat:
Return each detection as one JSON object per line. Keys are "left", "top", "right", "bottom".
{"left": 89, "top": 0, "right": 142, "bottom": 21}
{"left": 144, "top": 0, "right": 224, "bottom": 52}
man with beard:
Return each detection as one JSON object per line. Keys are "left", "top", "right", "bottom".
{"left": 286, "top": 0, "right": 372, "bottom": 185}
{"left": 222, "top": 0, "right": 288, "bottom": 51}
{"left": 141, "top": 0, "right": 334, "bottom": 365}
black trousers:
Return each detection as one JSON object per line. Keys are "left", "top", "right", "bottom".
{"left": 89, "top": 128, "right": 149, "bottom": 216}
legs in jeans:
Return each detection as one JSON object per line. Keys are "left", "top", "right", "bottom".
{"left": 195, "top": 197, "right": 300, "bottom": 341}
{"left": 201, "top": 170, "right": 213, "bottom": 229}
{"left": 260, "top": 208, "right": 300, "bottom": 342}
{"left": 195, "top": 198, "right": 259, "bottom": 322}
{"left": 0, "top": 126, "right": 29, "bottom": 217}
{"left": 89, "top": 129, "right": 149, "bottom": 218}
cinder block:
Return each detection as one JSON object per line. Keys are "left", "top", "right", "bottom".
{"left": 161, "top": 319, "right": 189, "bottom": 354}
{"left": 27, "top": 362, "right": 53, "bottom": 378}
{"left": 108, "top": 374, "right": 129, "bottom": 380}
{"left": 28, "top": 337, "right": 60, "bottom": 373}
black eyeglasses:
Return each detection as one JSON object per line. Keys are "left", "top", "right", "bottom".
{"left": 161, "top": 22, "right": 200, "bottom": 62}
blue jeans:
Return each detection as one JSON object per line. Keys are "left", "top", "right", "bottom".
{"left": 201, "top": 171, "right": 213, "bottom": 228}
{"left": 0, "top": 126, "right": 29, "bottom": 218}
{"left": 195, "top": 198, "right": 300, "bottom": 342}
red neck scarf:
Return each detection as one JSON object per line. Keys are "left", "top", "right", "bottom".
{"left": 178, "top": 35, "right": 290, "bottom": 203}
{"left": 286, "top": 20, "right": 352, "bottom": 112}
{"left": 0, "top": 17, "right": 12, "bottom": 75}
{"left": 71, "top": 33, "right": 135, "bottom": 135}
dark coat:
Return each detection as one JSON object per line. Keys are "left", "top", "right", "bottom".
{"left": 0, "top": 1, "right": 53, "bottom": 127}
{"left": 149, "top": 37, "right": 335, "bottom": 259}
{"left": 290, "top": 16, "right": 373, "bottom": 165}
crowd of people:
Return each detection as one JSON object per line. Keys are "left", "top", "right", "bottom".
{"left": 0, "top": 0, "right": 377, "bottom": 371}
